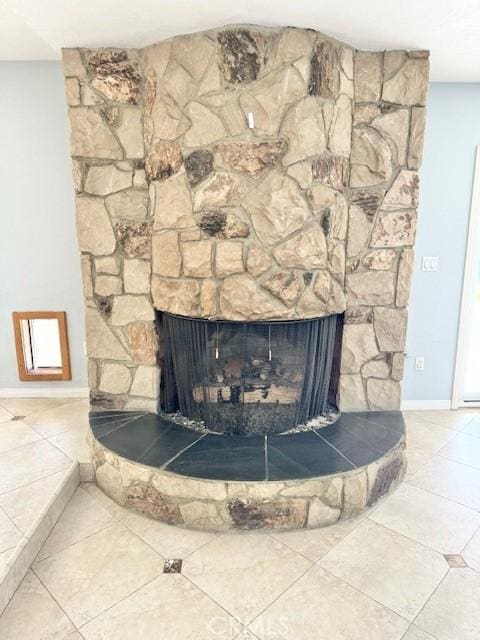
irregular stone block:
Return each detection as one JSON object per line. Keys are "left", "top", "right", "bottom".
{"left": 274, "top": 224, "right": 328, "bottom": 269}
{"left": 350, "top": 128, "right": 393, "bottom": 187}
{"left": 180, "top": 502, "right": 228, "bottom": 530}
{"left": 345, "top": 307, "right": 373, "bottom": 324}
{"left": 184, "top": 149, "right": 213, "bottom": 187}
{"left": 227, "top": 498, "right": 306, "bottom": 530}
{"left": 94, "top": 275, "right": 122, "bottom": 297}
{"left": 110, "top": 295, "right": 155, "bottom": 326}
{"left": 85, "top": 307, "right": 130, "bottom": 360}
{"left": 127, "top": 323, "right": 158, "bottom": 364}
{"left": 268, "top": 28, "right": 314, "bottom": 67}
{"left": 367, "top": 455, "right": 405, "bottom": 507}
{"left": 65, "top": 77, "right": 80, "bottom": 106}
{"left": 370, "top": 210, "right": 416, "bottom": 247}
{"left": 84, "top": 164, "right": 132, "bottom": 196}
{"left": 341, "top": 324, "right": 379, "bottom": 374}
{"left": 263, "top": 270, "right": 301, "bottom": 307}
{"left": 106, "top": 189, "right": 148, "bottom": 219}
{"left": 216, "top": 241, "right": 244, "bottom": 278}
{"left": 281, "top": 97, "right": 327, "bottom": 165}
{"left": 116, "top": 108, "right": 144, "bottom": 158}
{"left": 312, "top": 155, "right": 349, "bottom": 190}
{"left": 309, "top": 185, "right": 348, "bottom": 240}
{"left": 361, "top": 359, "right": 390, "bottom": 379}
{"left": 80, "top": 255, "right": 93, "bottom": 298}
{"left": 362, "top": 249, "right": 397, "bottom": 270}
{"left": 224, "top": 212, "right": 250, "bottom": 238}
{"left": 382, "top": 58, "right": 429, "bottom": 106}
{"left": 152, "top": 231, "right": 181, "bottom": 277}
{"left": 350, "top": 191, "right": 383, "bottom": 220}
{"left": 342, "top": 472, "right": 368, "bottom": 518}
{"left": 347, "top": 204, "right": 371, "bottom": 258}
{"left": 184, "top": 102, "right": 226, "bottom": 147}
{"left": 69, "top": 108, "right": 122, "bottom": 159}
{"left": 172, "top": 35, "right": 216, "bottom": 82}
{"left": 245, "top": 171, "right": 311, "bottom": 245}
{"left": 152, "top": 276, "right": 201, "bottom": 316}
{"left": 338, "top": 374, "right": 367, "bottom": 411}
{"left": 125, "top": 481, "right": 180, "bottom": 523}
{"left": 367, "top": 378, "right": 401, "bottom": 410}
{"left": 87, "top": 50, "right": 140, "bottom": 104}
{"left": 194, "top": 173, "right": 248, "bottom": 210}
{"left": 220, "top": 274, "right": 291, "bottom": 321}
{"left": 76, "top": 197, "right": 116, "bottom": 255}
{"left": 162, "top": 60, "right": 194, "bottom": 107}
{"left": 396, "top": 248, "right": 414, "bottom": 306}
{"left": 182, "top": 240, "right": 213, "bottom": 277}
{"left": 115, "top": 220, "right": 152, "bottom": 257}
{"left": 130, "top": 366, "right": 158, "bottom": 398}
{"left": 145, "top": 142, "right": 183, "bottom": 182}
{"left": 408, "top": 107, "right": 426, "bottom": 170}
{"left": 153, "top": 173, "right": 195, "bottom": 230}
{"left": 372, "top": 108, "right": 409, "bottom": 166}
{"left": 99, "top": 363, "right": 132, "bottom": 394}
{"left": 329, "top": 243, "right": 345, "bottom": 277}
{"left": 218, "top": 28, "right": 262, "bottom": 84}
{"left": 124, "top": 259, "right": 150, "bottom": 294}
{"left": 151, "top": 91, "right": 188, "bottom": 141}
{"left": 247, "top": 245, "right": 272, "bottom": 277}
{"left": 354, "top": 52, "right": 382, "bottom": 102}
{"left": 152, "top": 472, "right": 227, "bottom": 501}
{"left": 62, "top": 49, "right": 86, "bottom": 79}
{"left": 382, "top": 170, "right": 419, "bottom": 210}
{"left": 218, "top": 140, "right": 286, "bottom": 175}
{"left": 328, "top": 94, "right": 352, "bottom": 156}
{"left": 307, "top": 499, "right": 340, "bottom": 528}
{"left": 309, "top": 40, "right": 339, "bottom": 98}
{"left": 200, "top": 280, "right": 217, "bottom": 316}
{"left": 391, "top": 353, "right": 405, "bottom": 381}
{"left": 346, "top": 271, "right": 395, "bottom": 306}
{"left": 374, "top": 307, "right": 407, "bottom": 352}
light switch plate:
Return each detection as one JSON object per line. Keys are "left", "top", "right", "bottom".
{"left": 422, "top": 256, "right": 439, "bottom": 272}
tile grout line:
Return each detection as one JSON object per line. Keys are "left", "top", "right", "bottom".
{"left": 159, "top": 432, "right": 208, "bottom": 470}
{"left": 312, "top": 429, "right": 358, "bottom": 469}
{"left": 31, "top": 566, "right": 80, "bottom": 634}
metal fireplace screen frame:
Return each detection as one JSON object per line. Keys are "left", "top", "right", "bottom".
{"left": 161, "top": 312, "right": 338, "bottom": 435}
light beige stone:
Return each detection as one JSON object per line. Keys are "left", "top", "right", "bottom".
{"left": 65, "top": 77, "right": 80, "bottom": 106}
{"left": 247, "top": 245, "right": 272, "bottom": 277}
{"left": 351, "top": 127, "right": 393, "bottom": 188}
{"left": 362, "top": 359, "right": 390, "bottom": 379}
{"left": 218, "top": 140, "right": 286, "bottom": 175}
{"left": 396, "top": 248, "right": 414, "bottom": 306}
{"left": 355, "top": 52, "right": 382, "bottom": 102}
{"left": 307, "top": 499, "right": 340, "bottom": 527}
{"left": 268, "top": 28, "right": 313, "bottom": 66}
{"left": 94, "top": 275, "right": 122, "bottom": 297}
{"left": 383, "top": 170, "right": 419, "bottom": 210}
{"left": 81, "top": 84, "right": 104, "bottom": 105}
{"left": 172, "top": 35, "right": 216, "bottom": 82}
{"left": 383, "top": 59, "right": 429, "bottom": 106}
{"left": 220, "top": 274, "right": 290, "bottom": 321}
{"left": 362, "top": 249, "right": 397, "bottom": 270}
{"left": 347, "top": 204, "right": 371, "bottom": 257}
{"left": 353, "top": 103, "right": 381, "bottom": 125}
{"left": 84, "top": 164, "right": 132, "bottom": 196}
{"left": 127, "top": 323, "right": 158, "bottom": 364}
{"left": 372, "top": 108, "right": 409, "bottom": 166}
{"left": 245, "top": 170, "right": 311, "bottom": 245}
{"left": 110, "top": 295, "right": 154, "bottom": 326}
{"left": 329, "top": 243, "right": 345, "bottom": 277}
{"left": 367, "top": 378, "right": 401, "bottom": 410}
{"left": 76, "top": 197, "right": 116, "bottom": 255}
{"left": 133, "top": 169, "right": 147, "bottom": 188}
{"left": 184, "top": 102, "right": 226, "bottom": 147}
{"left": 130, "top": 366, "right": 158, "bottom": 398}
{"left": 342, "top": 472, "right": 368, "bottom": 518}
{"left": 391, "top": 353, "right": 405, "bottom": 381}
{"left": 183, "top": 240, "right": 213, "bottom": 277}
{"left": 124, "top": 259, "right": 150, "bottom": 294}
{"left": 338, "top": 374, "right": 367, "bottom": 411}
{"left": 151, "top": 276, "right": 201, "bottom": 316}
{"left": 162, "top": 60, "right": 194, "bottom": 107}
{"left": 384, "top": 51, "right": 406, "bottom": 78}
{"left": 200, "top": 280, "right": 217, "bottom": 316}
{"left": 224, "top": 212, "right": 249, "bottom": 238}
{"left": 263, "top": 270, "right": 301, "bottom": 307}
{"left": 374, "top": 307, "right": 407, "bottom": 352}
{"left": 408, "top": 107, "right": 426, "bottom": 170}
{"left": 153, "top": 173, "right": 195, "bottom": 229}
{"left": 371, "top": 210, "right": 416, "bottom": 247}
{"left": 86, "top": 308, "right": 130, "bottom": 360}
{"left": 346, "top": 271, "right": 395, "bottom": 306}
{"left": 95, "top": 255, "right": 121, "bottom": 275}
{"left": 116, "top": 108, "right": 144, "bottom": 159}
{"left": 328, "top": 95, "right": 352, "bottom": 156}
{"left": 280, "top": 97, "right": 327, "bottom": 165}
{"left": 71, "top": 159, "right": 82, "bottom": 193}
{"left": 310, "top": 186, "right": 348, "bottom": 240}
{"left": 218, "top": 100, "right": 247, "bottom": 136}
{"left": 151, "top": 91, "right": 188, "bottom": 140}
{"left": 286, "top": 161, "right": 312, "bottom": 189}
{"left": 106, "top": 190, "right": 148, "bottom": 219}
{"left": 80, "top": 255, "right": 93, "bottom": 298}
{"left": 99, "top": 363, "right": 132, "bottom": 394}
{"left": 146, "top": 40, "right": 171, "bottom": 77}
{"left": 152, "top": 231, "right": 181, "bottom": 277}
{"left": 180, "top": 502, "right": 227, "bottom": 530}
{"left": 62, "top": 49, "right": 86, "bottom": 79}
{"left": 240, "top": 66, "right": 305, "bottom": 136}
{"left": 274, "top": 225, "right": 328, "bottom": 269}
{"left": 193, "top": 173, "right": 248, "bottom": 210}
{"left": 216, "top": 241, "right": 244, "bottom": 278}
{"left": 341, "top": 324, "right": 379, "bottom": 374}
{"left": 69, "top": 108, "right": 122, "bottom": 159}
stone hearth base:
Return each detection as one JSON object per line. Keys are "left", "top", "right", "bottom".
{"left": 89, "top": 411, "right": 406, "bottom": 531}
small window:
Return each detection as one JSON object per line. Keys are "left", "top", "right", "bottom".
{"left": 13, "top": 312, "right": 71, "bottom": 381}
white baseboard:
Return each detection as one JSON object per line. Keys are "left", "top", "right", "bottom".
{"left": 401, "top": 399, "right": 452, "bottom": 411}
{"left": 0, "top": 387, "right": 89, "bottom": 398}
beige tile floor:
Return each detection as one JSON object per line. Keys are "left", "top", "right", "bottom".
{"left": 1, "top": 401, "right": 480, "bottom": 639}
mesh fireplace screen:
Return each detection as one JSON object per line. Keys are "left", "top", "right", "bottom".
{"left": 161, "top": 313, "right": 339, "bottom": 435}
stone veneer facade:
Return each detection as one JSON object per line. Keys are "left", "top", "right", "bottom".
{"left": 62, "top": 25, "right": 429, "bottom": 413}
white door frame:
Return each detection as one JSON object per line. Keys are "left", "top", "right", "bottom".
{"left": 452, "top": 145, "right": 480, "bottom": 408}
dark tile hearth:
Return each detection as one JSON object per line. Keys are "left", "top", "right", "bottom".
{"left": 90, "top": 411, "right": 405, "bottom": 482}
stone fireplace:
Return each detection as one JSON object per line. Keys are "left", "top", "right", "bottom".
{"left": 63, "top": 24, "right": 429, "bottom": 530}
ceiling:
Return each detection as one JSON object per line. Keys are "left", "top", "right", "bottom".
{"left": 1, "top": 0, "right": 479, "bottom": 81}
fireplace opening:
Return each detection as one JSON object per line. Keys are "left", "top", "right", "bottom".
{"left": 160, "top": 312, "right": 343, "bottom": 436}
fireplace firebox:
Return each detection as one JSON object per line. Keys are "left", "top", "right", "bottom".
{"left": 161, "top": 312, "right": 341, "bottom": 435}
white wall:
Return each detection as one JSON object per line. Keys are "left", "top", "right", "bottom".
{"left": 403, "top": 83, "right": 480, "bottom": 408}
{"left": 0, "top": 61, "right": 87, "bottom": 394}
